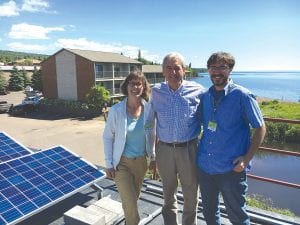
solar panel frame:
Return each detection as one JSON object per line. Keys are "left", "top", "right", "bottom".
{"left": 0, "top": 132, "right": 32, "bottom": 163}
{"left": 0, "top": 145, "right": 105, "bottom": 225}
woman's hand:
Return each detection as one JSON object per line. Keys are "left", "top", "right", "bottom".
{"left": 105, "top": 168, "right": 116, "bottom": 179}
{"left": 148, "top": 160, "right": 156, "bottom": 172}
{"left": 149, "top": 160, "right": 157, "bottom": 179}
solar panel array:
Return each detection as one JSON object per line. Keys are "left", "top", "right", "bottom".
{"left": 0, "top": 132, "right": 32, "bottom": 163}
{"left": 0, "top": 133, "right": 105, "bottom": 225}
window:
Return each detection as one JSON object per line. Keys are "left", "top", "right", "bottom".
{"left": 114, "top": 67, "right": 120, "bottom": 76}
{"left": 95, "top": 64, "right": 103, "bottom": 78}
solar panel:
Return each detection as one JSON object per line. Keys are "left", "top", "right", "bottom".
{"left": 0, "top": 145, "right": 105, "bottom": 225}
{"left": 0, "top": 132, "right": 32, "bottom": 163}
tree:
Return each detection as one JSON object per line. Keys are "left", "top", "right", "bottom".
{"left": 31, "top": 66, "right": 43, "bottom": 91}
{"left": 8, "top": 66, "right": 24, "bottom": 91}
{"left": 138, "top": 49, "right": 142, "bottom": 61}
{"left": 23, "top": 58, "right": 33, "bottom": 66}
{"left": 21, "top": 69, "right": 31, "bottom": 87}
{"left": 136, "top": 49, "right": 153, "bottom": 65}
{"left": 85, "top": 85, "right": 110, "bottom": 110}
{"left": 0, "top": 71, "right": 7, "bottom": 92}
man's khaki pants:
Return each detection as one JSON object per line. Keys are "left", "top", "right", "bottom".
{"left": 156, "top": 140, "right": 199, "bottom": 225}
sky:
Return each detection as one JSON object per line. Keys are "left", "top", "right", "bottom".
{"left": 0, "top": 0, "right": 300, "bottom": 71}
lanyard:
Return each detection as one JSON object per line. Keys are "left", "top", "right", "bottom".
{"left": 212, "top": 90, "right": 224, "bottom": 112}
{"left": 209, "top": 83, "right": 236, "bottom": 121}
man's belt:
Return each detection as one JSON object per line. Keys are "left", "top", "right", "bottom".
{"left": 159, "top": 138, "right": 197, "bottom": 148}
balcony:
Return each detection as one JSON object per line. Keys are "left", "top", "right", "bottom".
{"left": 95, "top": 71, "right": 129, "bottom": 80}
{"left": 146, "top": 77, "right": 165, "bottom": 85}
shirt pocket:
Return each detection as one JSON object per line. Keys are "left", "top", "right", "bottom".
{"left": 177, "top": 98, "right": 192, "bottom": 128}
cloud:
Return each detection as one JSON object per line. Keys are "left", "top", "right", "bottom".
{"left": 140, "top": 49, "right": 160, "bottom": 63}
{"left": 7, "top": 42, "right": 51, "bottom": 52}
{"left": 6, "top": 37, "right": 160, "bottom": 63}
{"left": 0, "top": 1, "right": 19, "bottom": 17}
{"left": 21, "top": 0, "right": 55, "bottom": 13}
{"left": 55, "top": 38, "right": 160, "bottom": 62}
{"left": 9, "top": 23, "right": 64, "bottom": 39}
{"left": 0, "top": 0, "right": 55, "bottom": 17}
{"left": 56, "top": 38, "right": 125, "bottom": 52}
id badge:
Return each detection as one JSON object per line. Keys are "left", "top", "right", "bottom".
{"left": 208, "top": 121, "right": 217, "bottom": 132}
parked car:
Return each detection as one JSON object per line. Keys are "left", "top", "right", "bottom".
{"left": 22, "top": 94, "right": 43, "bottom": 105}
{"left": 8, "top": 103, "right": 36, "bottom": 116}
{"left": 0, "top": 101, "right": 13, "bottom": 113}
{"left": 9, "top": 91, "right": 43, "bottom": 116}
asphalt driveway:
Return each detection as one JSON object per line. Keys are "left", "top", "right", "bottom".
{"left": 0, "top": 91, "right": 106, "bottom": 167}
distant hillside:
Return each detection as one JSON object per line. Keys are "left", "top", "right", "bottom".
{"left": 192, "top": 68, "right": 208, "bottom": 73}
{"left": 0, "top": 50, "right": 49, "bottom": 64}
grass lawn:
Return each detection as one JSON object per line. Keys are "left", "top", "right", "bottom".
{"left": 259, "top": 100, "right": 300, "bottom": 120}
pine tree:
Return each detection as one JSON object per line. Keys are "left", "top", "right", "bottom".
{"left": 21, "top": 69, "right": 31, "bottom": 88}
{"left": 31, "top": 66, "right": 43, "bottom": 91}
{"left": 0, "top": 71, "right": 7, "bottom": 92}
{"left": 138, "top": 49, "right": 142, "bottom": 61}
{"left": 8, "top": 66, "right": 24, "bottom": 91}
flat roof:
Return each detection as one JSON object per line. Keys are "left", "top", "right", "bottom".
{"left": 142, "top": 65, "right": 162, "bottom": 73}
{"left": 17, "top": 174, "right": 300, "bottom": 225}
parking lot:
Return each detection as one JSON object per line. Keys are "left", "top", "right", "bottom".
{"left": 0, "top": 91, "right": 106, "bottom": 167}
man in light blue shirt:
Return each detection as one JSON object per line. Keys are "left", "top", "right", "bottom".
{"left": 196, "top": 52, "right": 266, "bottom": 225}
{"left": 149, "top": 52, "right": 205, "bottom": 225}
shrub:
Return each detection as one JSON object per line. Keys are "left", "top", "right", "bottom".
{"left": 285, "top": 126, "right": 300, "bottom": 142}
{"left": 264, "top": 122, "right": 300, "bottom": 143}
{"left": 85, "top": 86, "right": 110, "bottom": 110}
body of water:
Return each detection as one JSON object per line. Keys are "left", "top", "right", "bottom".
{"left": 194, "top": 71, "right": 300, "bottom": 102}
{"left": 249, "top": 152, "right": 300, "bottom": 216}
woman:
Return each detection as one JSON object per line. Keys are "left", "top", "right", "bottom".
{"left": 103, "top": 71, "right": 156, "bottom": 225}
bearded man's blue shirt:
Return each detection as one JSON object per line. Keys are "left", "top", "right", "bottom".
{"left": 196, "top": 79, "right": 265, "bottom": 174}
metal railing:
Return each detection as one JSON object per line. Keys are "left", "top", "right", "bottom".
{"left": 247, "top": 117, "right": 300, "bottom": 189}
{"left": 95, "top": 71, "right": 129, "bottom": 79}
{"left": 151, "top": 117, "right": 300, "bottom": 190}
{"left": 147, "top": 78, "right": 165, "bottom": 85}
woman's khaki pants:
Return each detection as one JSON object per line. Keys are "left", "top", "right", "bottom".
{"left": 114, "top": 155, "right": 147, "bottom": 225}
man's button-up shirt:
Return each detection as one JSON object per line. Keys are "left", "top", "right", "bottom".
{"left": 150, "top": 80, "right": 205, "bottom": 143}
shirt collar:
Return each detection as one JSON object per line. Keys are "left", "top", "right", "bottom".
{"left": 223, "top": 79, "right": 234, "bottom": 96}
{"left": 209, "top": 79, "right": 234, "bottom": 96}
{"left": 167, "top": 80, "right": 184, "bottom": 93}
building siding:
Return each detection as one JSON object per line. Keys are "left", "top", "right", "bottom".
{"left": 76, "top": 55, "right": 95, "bottom": 101}
{"left": 41, "top": 56, "right": 58, "bottom": 99}
{"left": 56, "top": 50, "right": 78, "bottom": 100}
{"left": 41, "top": 48, "right": 144, "bottom": 101}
